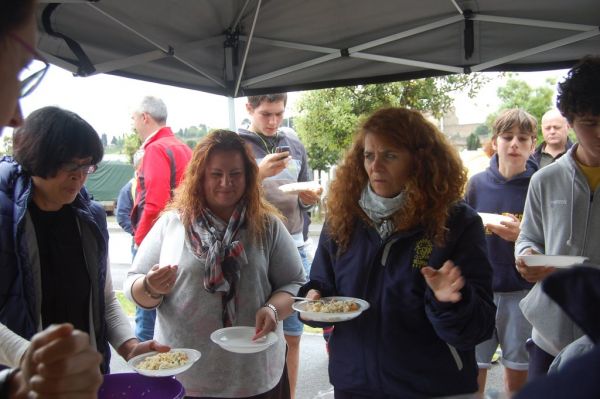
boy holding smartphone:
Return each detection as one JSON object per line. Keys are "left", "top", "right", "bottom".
{"left": 239, "top": 93, "right": 322, "bottom": 399}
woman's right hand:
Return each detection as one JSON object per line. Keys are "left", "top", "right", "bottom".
{"left": 146, "top": 264, "right": 178, "bottom": 295}
{"left": 306, "top": 289, "right": 322, "bottom": 301}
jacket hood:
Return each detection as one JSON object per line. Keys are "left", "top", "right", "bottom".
{"left": 486, "top": 153, "right": 538, "bottom": 184}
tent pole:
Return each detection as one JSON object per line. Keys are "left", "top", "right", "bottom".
{"left": 228, "top": 97, "right": 236, "bottom": 131}
{"left": 234, "top": 0, "right": 262, "bottom": 97}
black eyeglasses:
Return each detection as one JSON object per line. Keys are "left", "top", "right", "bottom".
{"left": 61, "top": 162, "right": 98, "bottom": 175}
{"left": 8, "top": 32, "right": 50, "bottom": 98}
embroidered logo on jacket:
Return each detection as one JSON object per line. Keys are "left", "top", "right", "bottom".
{"left": 412, "top": 238, "right": 433, "bottom": 269}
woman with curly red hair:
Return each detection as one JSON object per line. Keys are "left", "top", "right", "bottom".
{"left": 299, "top": 107, "right": 496, "bottom": 398}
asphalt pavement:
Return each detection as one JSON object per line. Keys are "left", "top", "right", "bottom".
{"left": 107, "top": 218, "right": 506, "bottom": 399}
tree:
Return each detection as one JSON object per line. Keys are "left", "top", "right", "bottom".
{"left": 474, "top": 124, "right": 490, "bottom": 137}
{"left": 486, "top": 76, "right": 555, "bottom": 141}
{"left": 466, "top": 133, "right": 481, "bottom": 150}
{"left": 111, "top": 136, "right": 118, "bottom": 146}
{"left": 294, "top": 74, "right": 488, "bottom": 173}
{"left": 101, "top": 133, "right": 108, "bottom": 147}
{"left": 123, "top": 132, "right": 142, "bottom": 164}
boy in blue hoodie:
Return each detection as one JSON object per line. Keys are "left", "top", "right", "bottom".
{"left": 465, "top": 109, "right": 539, "bottom": 396}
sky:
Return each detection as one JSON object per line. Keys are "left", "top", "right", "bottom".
{"left": 10, "top": 62, "right": 569, "bottom": 143}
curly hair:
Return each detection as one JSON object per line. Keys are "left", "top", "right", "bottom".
{"left": 168, "top": 129, "right": 280, "bottom": 236}
{"left": 326, "top": 107, "right": 467, "bottom": 252}
{"left": 557, "top": 56, "right": 600, "bottom": 123}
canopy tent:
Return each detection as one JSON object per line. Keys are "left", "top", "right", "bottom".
{"left": 36, "top": 0, "right": 599, "bottom": 98}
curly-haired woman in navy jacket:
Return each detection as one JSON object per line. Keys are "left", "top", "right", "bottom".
{"left": 299, "top": 107, "right": 496, "bottom": 398}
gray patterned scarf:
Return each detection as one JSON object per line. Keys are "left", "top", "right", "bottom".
{"left": 185, "top": 202, "right": 248, "bottom": 327}
{"left": 359, "top": 184, "right": 406, "bottom": 239}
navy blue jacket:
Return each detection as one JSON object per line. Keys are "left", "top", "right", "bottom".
{"left": 0, "top": 157, "right": 111, "bottom": 372}
{"left": 515, "top": 267, "right": 600, "bottom": 398}
{"left": 300, "top": 202, "right": 495, "bottom": 398}
{"left": 116, "top": 179, "right": 134, "bottom": 235}
{"left": 465, "top": 154, "right": 538, "bottom": 292}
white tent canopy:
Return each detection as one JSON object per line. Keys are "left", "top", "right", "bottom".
{"left": 36, "top": 0, "right": 600, "bottom": 98}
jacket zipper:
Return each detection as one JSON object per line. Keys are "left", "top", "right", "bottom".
{"left": 447, "top": 343, "right": 463, "bottom": 371}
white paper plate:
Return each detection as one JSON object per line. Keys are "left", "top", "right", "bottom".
{"left": 278, "top": 182, "right": 321, "bottom": 194}
{"left": 293, "top": 297, "right": 370, "bottom": 322}
{"left": 478, "top": 212, "right": 512, "bottom": 226}
{"left": 210, "top": 326, "right": 278, "bottom": 354}
{"left": 129, "top": 348, "right": 201, "bottom": 377}
{"left": 159, "top": 219, "right": 185, "bottom": 267}
{"left": 519, "top": 255, "right": 588, "bottom": 268}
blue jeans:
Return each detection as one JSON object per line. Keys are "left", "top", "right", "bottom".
{"left": 132, "top": 245, "right": 156, "bottom": 342}
{"left": 135, "top": 307, "right": 156, "bottom": 341}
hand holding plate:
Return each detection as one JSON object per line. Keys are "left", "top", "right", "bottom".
{"left": 486, "top": 213, "right": 520, "bottom": 242}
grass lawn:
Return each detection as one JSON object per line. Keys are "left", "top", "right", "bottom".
{"left": 115, "top": 291, "right": 135, "bottom": 317}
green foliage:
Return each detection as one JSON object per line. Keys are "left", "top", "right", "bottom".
{"left": 0, "top": 135, "right": 13, "bottom": 156}
{"left": 486, "top": 77, "right": 555, "bottom": 142}
{"left": 101, "top": 133, "right": 108, "bottom": 147}
{"left": 295, "top": 74, "right": 488, "bottom": 171}
{"left": 466, "top": 133, "right": 481, "bottom": 150}
{"left": 176, "top": 124, "right": 209, "bottom": 138}
{"left": 123, "top": 132, "right": 142, "bottom": 164}
{"left": 474, "top": 124, "right": 490, "bottom": 137}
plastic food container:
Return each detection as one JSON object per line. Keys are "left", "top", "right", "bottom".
{"left": 98, "top": 372, "right": 185, "bottom": 399}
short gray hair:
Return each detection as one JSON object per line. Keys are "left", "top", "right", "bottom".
{"left": 136, "top": 96, "right": 168, "bottom": 123}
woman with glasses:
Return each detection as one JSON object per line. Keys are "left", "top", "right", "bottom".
{"left": 0, "top": 106, "right": 170, "bottom": 388}
{"left": 1, "top": 2, "right": 106, "bottom": 398}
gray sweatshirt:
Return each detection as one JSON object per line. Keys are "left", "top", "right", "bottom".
{"left": 125, "top": 211, "right": 305, "bottom": 397}
{"left": 516, "top": 146, "right": 600, "bottom": 356}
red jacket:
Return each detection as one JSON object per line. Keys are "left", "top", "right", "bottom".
{"left": 131, "top": 127, "right": 192, "bottom": 245}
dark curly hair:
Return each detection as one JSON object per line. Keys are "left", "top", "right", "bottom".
{"left": 326, "top": 107, "right": 467, "bottom": 252}
{"left": 557, "top": 56, "right": 600, "bottom": 123}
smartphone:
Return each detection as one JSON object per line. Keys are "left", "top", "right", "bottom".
{"left": 275, "top": 145, "right": 290, "bottom": 153}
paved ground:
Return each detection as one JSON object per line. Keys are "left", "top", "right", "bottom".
{"left": 107, "top": 217, "right": 506, "bottom": 399}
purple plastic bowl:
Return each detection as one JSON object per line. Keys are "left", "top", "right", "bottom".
{"left": 99, "top": 373, "right": 185, "bottom": 399}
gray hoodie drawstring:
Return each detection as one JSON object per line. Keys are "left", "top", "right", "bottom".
{"left": 566, "top": 167, "right": 576, "bottom": 247}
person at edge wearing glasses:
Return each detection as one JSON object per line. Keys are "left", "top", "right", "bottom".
{"left": 238, "top": 94, "right": 323, "bottom": 399}
{"left": 0, "top": 1, "right": 103, "bottom": 398}
{"left": 0, "top": 106, "right": 170, "bottom": 397}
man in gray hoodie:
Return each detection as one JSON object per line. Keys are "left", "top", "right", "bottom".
{"left": 515, "top": 56, "right": 600, "bottom": 381}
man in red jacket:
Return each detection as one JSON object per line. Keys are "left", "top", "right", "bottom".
{"left": 130, "top": 96, "right": 192, "bottom": 341}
